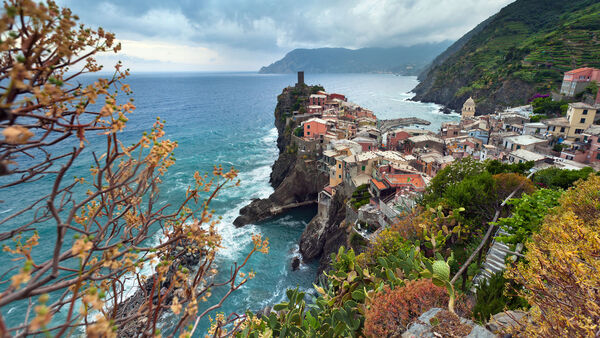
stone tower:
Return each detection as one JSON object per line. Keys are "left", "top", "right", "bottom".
{"left": 296, "top": 71, "right": 304, "bottom": 86}
{"left": 461, "top": 97, "right": 476, "bottom": 119}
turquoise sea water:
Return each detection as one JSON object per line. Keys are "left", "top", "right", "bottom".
{"left": 0, "top": 72, "right": 458, "bottom": 335}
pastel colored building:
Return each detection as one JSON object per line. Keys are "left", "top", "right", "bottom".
{"left": 309, "top": 94, "right": 327, "bottom": 106}
{"left": 560, "top": 68, "right": 600, "bottom": 97}
{"left": 386, "top": 129, "right": 411, "bottom": 150}
{"left": 565, "top": 102, "right": 597, "bottom": 141}
{"left": 307, "top": 105, "right": 323, "bottom": 115}
{"left": 303, "top": 118, "right": 328, "bottom": 140}
{"left": 329, "top": 93, "right": 347, "bottom": 101}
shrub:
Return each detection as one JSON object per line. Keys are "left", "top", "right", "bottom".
{"left": 532, "top": 166, "right": 595, "bottom": 189}
{"left": 364, "top": 279, "right": 449, "bottom": 337}
{"left": 357, "top": 228, "right": 405, "bottom": 266}
{"left": 506, "top": 175, "right": 600, "bottom": 336}
{"left": 473, "top": 272, "right": 528, "bottom": 323}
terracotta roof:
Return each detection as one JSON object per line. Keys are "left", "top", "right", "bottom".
{"left": 565, "top": 67, "right": 598, "bottom": 75}
{"left": 371, "top": 178, "right": 388, "bottom": 191}
{"left": 383, "top": 174, "right": 425, "bottom": 189}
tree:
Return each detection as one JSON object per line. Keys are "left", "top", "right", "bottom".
{"left": 0, "top": 1, "right": 267, "bottom": 336}
{"left": 532, "top": 167, "right": 595, "bottom": 189}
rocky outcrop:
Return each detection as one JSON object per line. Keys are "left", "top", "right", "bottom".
{"left": 115, "top": 246, "right": 201, "bottom": 337}
{"left": 234, "top": 157, "right": 327, "bottom": 226}
{"left": 234, "top": 84, "right": 328, "bottom": 227}
{"left": 299, "top": 188, "right": 349, "bottom": 274}
{"left": 402, "top": 308, "right": 495, "bottom": 338}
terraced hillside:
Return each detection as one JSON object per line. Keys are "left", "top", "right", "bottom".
{"left": 412, "top": 0, "right": 600, "bottom": 114}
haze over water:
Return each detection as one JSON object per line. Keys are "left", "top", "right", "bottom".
{"left": 0, "top": 72, "right": 458, "bottom": 335}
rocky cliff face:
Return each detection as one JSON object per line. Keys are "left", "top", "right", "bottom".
{"left": 233, "top": 85, "right": 328, "bottom": 227}
{"left": 299, "top": 190, "right": 349, "bottom": 274}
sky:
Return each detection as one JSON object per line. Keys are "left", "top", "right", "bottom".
{"left": 56, "top": 0, "right": 516, "bottom": 72}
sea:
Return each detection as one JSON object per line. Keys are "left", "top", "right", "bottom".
{"left": 0, "top": 72, "right": 459, "bottom": 335}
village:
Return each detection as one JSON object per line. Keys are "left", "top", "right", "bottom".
{"left": 289, "top": 69, "right": 600, "bottom": 235}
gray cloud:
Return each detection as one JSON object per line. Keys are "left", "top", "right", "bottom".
{"left": 57, "top": 0, "right": 515, "bottom": 70}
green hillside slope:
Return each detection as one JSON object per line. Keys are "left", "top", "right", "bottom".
{"left": 412, "top": 0, "right": 600, "bottom": 114}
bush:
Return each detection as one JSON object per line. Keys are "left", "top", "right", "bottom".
{"left": 532, "top": 167, "right": 595, "bottom": 189}
{"left": 473, "top": 272, "right": 528, "bottom": 323}
{"left": 364, "top": 279, "right": 449, "bottom": 337}
{"left": 506, "top": 175, "right": 600, "bottom": 336}
{"left": 357, "top": 228, "right": 406, "bottom": 266}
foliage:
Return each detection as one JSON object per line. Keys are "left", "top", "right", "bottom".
{"left": 349, "top": 184, "right": 371, "bottom": 210}
{"left": 485, "top": 159, "right": 533, "bottom": 176}
{"left": 506, "top": 175, "right": 600, "bottom": 336}
{"left": 293, "top": 126, "right": 304, "bottom": 137}
{"left": 531, "top": 97, "right": 568, "bottom": 117}
{"left": 310, "top": 85, "right": 325, "bottom": 94}
{"left": 0, "top": 1, "right": 268, "bottom": 336}
{"left": 532, "top": 166, "right": 595, "bottom": 189}
{"left": 472, "top": 272, "right": 528, "bottom": 323}
{"left": 421, "top": 258, "right": 456, "bottom": 313}
{"left": 423, "top": 157, "right": 485, "bottom": 206}
{"left": 496, "top": 189, "right": 562, "bottom": 246}
{"left": 363, "top": 280, "right": 449, "bottom": 337}
{"left": 421, "top": 0, "right": 600, "bottom": 110}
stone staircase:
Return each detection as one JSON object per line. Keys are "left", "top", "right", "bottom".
{"left": 472, "top": 228, "right": 520, "bottom": 290}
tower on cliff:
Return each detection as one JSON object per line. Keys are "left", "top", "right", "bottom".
{"left": 461, "top": 97, "right": 476, "bottom": 119}
{"left": 296, "top": 71, "right": 304, "bottom": 86}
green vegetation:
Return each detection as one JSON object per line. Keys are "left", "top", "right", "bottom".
{"left": 473, "top": 272, "right": 528, "bottom": 323}
{"left": 531, "top": 97, "right": 568, "bottom": 117}
{"left": 220, "top": 164, "right": 598, "bottom": 337}
{"left": 495, "top": 189, "right": 562, "bottom": 247}
{"left": 349, "top": 184, "right": 370, "bottom": 210}
{"left": 420, "top": 0, "right": 600, "bottom": 111}
{"left": 532, "top": 166, "right": 595, "bottom": 189}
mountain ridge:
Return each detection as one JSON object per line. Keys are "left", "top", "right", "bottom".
{"left": 412, "top": 0, "right": 600, "bottom": 114}
{"left": 259, "top": 42, "right": 452, "bottom": 75}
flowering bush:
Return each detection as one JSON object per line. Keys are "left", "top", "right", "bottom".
{"left": 364, "top": 279, "right": 449, "bottom": 337}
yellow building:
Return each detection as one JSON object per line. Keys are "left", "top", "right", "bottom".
{"left": 461, "top": 97, "right": 476, "bottom": 119}
{"left": 565, "top": 102, "right": 597, "bottom": 141}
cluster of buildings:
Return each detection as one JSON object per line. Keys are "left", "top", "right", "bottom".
{"left": 294, "top": 68, "right": 600, "bottom": 233}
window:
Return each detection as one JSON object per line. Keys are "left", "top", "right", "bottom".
{"left": 338, "top": 175, "right": 341, "bottom": 179}
{"left": 575, "top": 129, "right": 584, "bottom": 134}
{"left": 361, "top": 165, "right": 366, "bottom": 171}
{"left": 307, "top": 131, "right": 311, "bottom": 136}
{"left": 307, "top": 125, "right": 310, "bottom": 129}
{"left": 516, "top": 145, "right": 521, "bottom": 150}
{"left": 560, "top": 127, "right": 566, "bottom": 132}
{"left": 597, "top": 153, "right": 600, "bottom": 160}
{"left": 583, "top": 109, "right": 588, "bottom": 115}
{"left": 580, "top": 118, "right": 586, "bottom": 124}
{"left": 338, "top": 164, "right": 341, "bottom": 169}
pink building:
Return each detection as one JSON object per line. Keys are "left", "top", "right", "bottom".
{"left": 560, "top": 125, "right": 600, "bottom": 164}
{"left": 560, "top": 67, "right": 600, "bottom": 98}
{"left": 353, "top": 136, "right": 378, "bottom": 152}
{"left": 303, "top": 118, "right": 328, "bottom": 140}
{"left": 309, "top": 94, "right": 327, "bottom": 106}
{"left": 387, "top": 130, "right": 410, "bottom": 150}
{"left": 329, "top": 93, "right": 347, "bottom": 101}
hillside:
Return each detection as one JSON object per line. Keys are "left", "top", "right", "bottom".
{"left": 259, "top": 42, "right": 452, "bottom": 75}
{"left": 412, "top": 0, "right": 600, "bottom": 114}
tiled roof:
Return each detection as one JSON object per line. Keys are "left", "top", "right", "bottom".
{"left": 371, "top": 178, "right": 388, "bottom": 190}
{"left": 383, "top": 174, "right": 425, "bottom": 189}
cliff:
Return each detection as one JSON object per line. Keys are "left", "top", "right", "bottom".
{"left": 259, "top": 42, "right": 452, "bottom": 76}
{"left": 233, "top": 85, "right": 328, "bottom": 227}
{"left": 412, "top": 0, "right": 600, "bottom": 114}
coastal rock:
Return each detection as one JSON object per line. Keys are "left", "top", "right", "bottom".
{"left": 299, "top": 188, "right": 349, "bottom": 273}
{"left": 291, "top": 257, "right": 301, "bottom": 271}
{"left": 233, "top": 158, "right": 327, "bottom": 227}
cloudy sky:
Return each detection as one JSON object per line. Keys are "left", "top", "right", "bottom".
{"left": 57, "top": 0, "right": 515, "bottom": 72}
